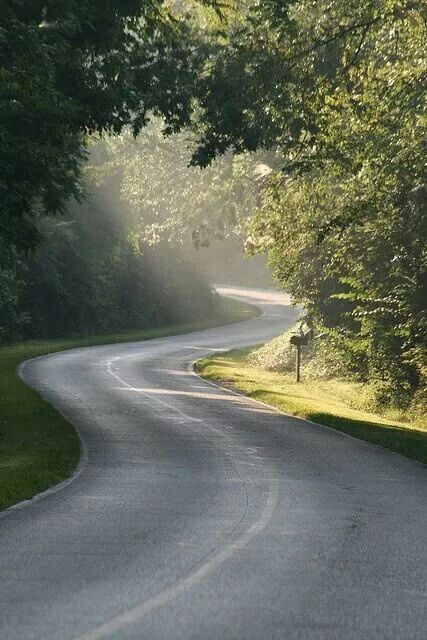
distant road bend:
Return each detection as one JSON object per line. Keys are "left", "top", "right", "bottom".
{"left": 1, "top": 285, "right": 425, "bottom": 640}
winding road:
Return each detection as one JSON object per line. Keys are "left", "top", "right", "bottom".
{"left": 1, "top": 286, "right": 426, "bottom": 640}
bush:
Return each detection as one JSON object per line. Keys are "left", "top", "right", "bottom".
{"left": 248, "top": 327, "right": 347, "bottom": 380}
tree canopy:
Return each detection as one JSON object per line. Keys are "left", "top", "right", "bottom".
{"left": 99, "top": 122, "right": 265, "bottom": 249}
{"left": 191, "top": 0, "right": 426, "bottom": 406}
{"left": 0, "top": 0, "right": 217, "bottom": 254}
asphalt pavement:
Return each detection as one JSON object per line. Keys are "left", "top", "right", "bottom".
{"left": 1, "top": 285, "right": 425, "bottom": 640}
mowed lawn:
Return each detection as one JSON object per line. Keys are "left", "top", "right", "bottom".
{"left": 0, "top": 298, "right": 260, "bottom": 511}
{"left": 196, "top": 349, "right": 427, "bottom": 464}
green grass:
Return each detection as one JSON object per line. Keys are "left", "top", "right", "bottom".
{"left": 0, "top": 298, "right": 260, "bottom": 512}
{"left": 196, "top": 349, "right": 427, "bottom": 464}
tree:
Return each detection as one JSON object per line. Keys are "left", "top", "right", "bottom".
{"left": 99, "top": 122, "right": 265, "bottom": 249}
{"left": 0, "top": 0, "right": 228, "bottom": 343}
{"left": 0, "top": 0, "right": 219, "bottom": 255}
{"left": 12, "top": 172, "right": 218, "bottom": 341}
{"left": 191, "top": 0, "right": 427, "bottom": 405}
{"left": 192, "top": 1, "right": 426, "bottom": 173}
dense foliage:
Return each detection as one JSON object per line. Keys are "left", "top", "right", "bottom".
{"left": 1, "top": 171, "right": 217, "bottom": 342}
{"left": 0, "top": 1, "right": 214, "bottom": 255}
{"left": 0, "top": 0, "right": 221, "bottom": 343}
{"left": 102, "top": 123, "right": 264, "bottom": 247}
{"left": 192, "top": 0, "right": 427, "bottom": 407}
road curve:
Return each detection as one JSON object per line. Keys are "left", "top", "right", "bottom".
{"left": 1, "top": 286, "right": 425, "bottom": 640}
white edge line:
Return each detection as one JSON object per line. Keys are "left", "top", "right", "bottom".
{"left": 0, "top": 292, "right": 269, "bottom": 519}
{"left": 189, "top": 357, "right": 427, "bottom": 466}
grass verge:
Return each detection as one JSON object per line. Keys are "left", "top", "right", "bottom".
{"left": 196, "top": 348, "right": 427, "bottom": 464}
{"left": 0, "top": 297, "right": 260, "bottom": 512}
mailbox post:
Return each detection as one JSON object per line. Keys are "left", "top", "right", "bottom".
{"left": 290, "top": 326, "right": 312, "bottom": 383}
{"left": 296, "top": 340, "right": 302, "bottom": 382}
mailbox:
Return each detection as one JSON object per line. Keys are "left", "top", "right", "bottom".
{"left": 290, "top": 324, "right": 313, "bottom": 382}
{"left": 290, "top": 334, "right": 309, "bottom": 347}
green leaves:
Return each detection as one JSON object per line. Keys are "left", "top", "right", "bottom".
{"left": 0, "top": 1, "right": 221, "bottom": 254}
{"left": 188, "top": 0, "right": 426, "bottom": 406}
{"left": 100, "top": 121, "right": 263, "bottom": 248}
